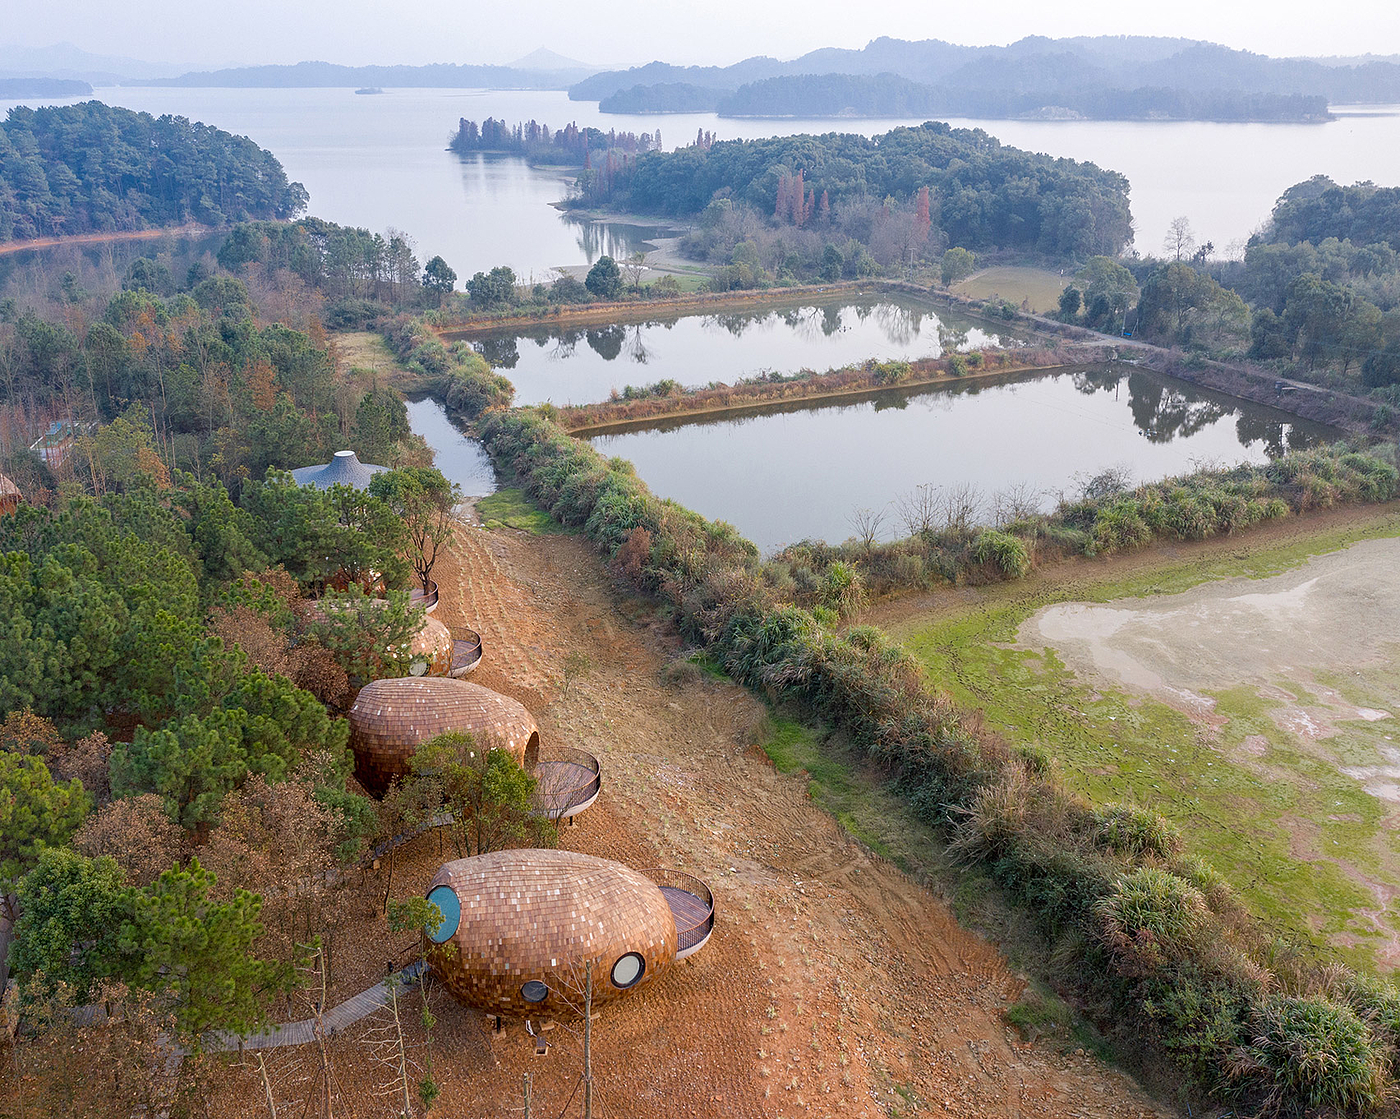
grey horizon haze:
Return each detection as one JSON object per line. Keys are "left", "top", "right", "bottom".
{"left": 2, "top": 0, "right": 1398, "bottom": 73}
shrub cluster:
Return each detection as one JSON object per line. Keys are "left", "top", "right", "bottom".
{"left": 477, "top": 398, "right": 1400, "bottom": 1114}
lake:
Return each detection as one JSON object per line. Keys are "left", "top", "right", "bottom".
{"left": 590, "top": 364, "right": 1336, "bottom": 554}
{"left": 453, "top": 294, "right": 1022, "bottom": 406}
{"left": 4, "top": 88, "right": 1400, "bottom": 276}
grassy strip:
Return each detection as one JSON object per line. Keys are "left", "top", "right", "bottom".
{"left": 556, "top": 345, "right": 1113, "bottom": 434}
{"left": 476, "top": 487, "right": 569, "bottom": 535}
{"left": 434, "top": 281, "right": 878, "bottom": 337}
{"left": 475, "top": 397, "right": 1400, "bottom": 1115}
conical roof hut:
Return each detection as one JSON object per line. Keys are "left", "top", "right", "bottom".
{"left": 349, "top": 677, "right": 539, "bottom": 794}
{"left": 290, "top": 450, "right": 387, "bottom": 491}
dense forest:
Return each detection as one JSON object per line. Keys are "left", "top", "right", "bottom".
{"left": 1055, "top": 176, "right": 1400, "bottom": 396}
{"left": 447, "top": 117, "right": 661, "bottom": 165}
{"left": 612, "top": 123, "right": 1133, "bottom": 259}
{"left": 605, "top": 73, "right": 1330, "bottom": 122}
{"left": 0, "top": 102, "right": 308, "bottom": 243}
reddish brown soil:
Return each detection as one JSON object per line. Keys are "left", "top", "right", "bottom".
{"left": 196, "top": 523, "right": 1170, "bottom": 1118}
{"left": 0, "top": 225, "right": 214, "bottom": 256}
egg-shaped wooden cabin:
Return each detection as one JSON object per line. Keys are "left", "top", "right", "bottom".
{"left": 408, "top": 614, "right": 454, "bottom": 676}
{"left": 423, "top": 850, "right": 683, "bottom": 1019}
{"left": 349, "top": 678, "right": 540, "bottom": 794}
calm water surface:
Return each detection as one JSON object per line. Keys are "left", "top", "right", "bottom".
{"left": 462, "top": 294, "right": 1022, "bottom": 406}
{"left": 404, "top": 396, "right": 496, "bottom": 497}
{"left": 591, "top": 364, "right": 1335, "bottom": 554}
{"left": 5, "top": 88, "right": 1400, "bottom": 273}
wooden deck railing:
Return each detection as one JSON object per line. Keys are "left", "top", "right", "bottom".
{"left": 640, "top": 868, "right": 715, "bottom": 956}
{"left": 532, "top": 747, "right": 602, "bottom": 821}
{"left": 450, "top": 630, "right": 483, "bottom": 677}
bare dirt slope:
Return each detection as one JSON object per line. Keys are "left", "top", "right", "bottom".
{"left": 398, "top": 522, "right": 1169, "bottom": 1118}
{"left": 199, "top": 521, "right": 1169, "bottom": 1116}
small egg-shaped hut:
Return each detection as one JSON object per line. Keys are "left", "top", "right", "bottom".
{"left": 408, "top": 614, "right": 454, "bottom": 676}
{"left": 423, "top": 850, "right": 682, "bottom": 1019}
{"left": 349, "top": 677, "right": 539, "bottom": 794}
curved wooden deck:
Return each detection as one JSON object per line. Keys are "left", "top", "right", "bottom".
{"left": 410, "top": 579, "right": 440, "bottom": 614}
{"left": 533, "top": 747, "right": 601, "bottom": 821}
{"left": 450, "top": 631, "right": 483, "bottom": 677}
{"left": 641, "top": 869, "right": 715, "bottom": 958}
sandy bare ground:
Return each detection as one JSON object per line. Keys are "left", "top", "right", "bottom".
{"left": 1021, "top": 536, "right": 1400, "bottom": 717}
{"left": 196, "top": 522, "right": 1170, "bottom": 1118}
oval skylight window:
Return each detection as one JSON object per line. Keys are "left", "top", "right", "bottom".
{"left": 610, "top": 952, "right": 644, "bottom": 989}
{"left": 425, "top": 884, "right": 461, "bottom": 943}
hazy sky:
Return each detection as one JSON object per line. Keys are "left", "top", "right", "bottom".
{"left": 7, "top": 0, "right": 1400, "bottom": 69}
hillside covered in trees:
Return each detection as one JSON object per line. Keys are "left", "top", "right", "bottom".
{"left": 1052, "top": 176, "right": 1400, "bottom": 400}
{"left": 609, "top": 122, "right": 1133, "bottom": 259}
{"left": 0, "top": 101, "right": 308, "bottom": 243}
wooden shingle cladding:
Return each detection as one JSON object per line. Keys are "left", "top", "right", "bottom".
{"left": 409, "top": 614, "right": 455, "bottom": 675}
{"left": 426, "top": 850, "right": 679, "bottom": 1019}
{"left": 348, "top": 677, "right": 541, "bottom": 794}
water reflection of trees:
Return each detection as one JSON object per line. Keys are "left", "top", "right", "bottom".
{"left": 473, "top": 334, "right": 520, "bottom": 369}
{"left": 586, "top": 325, "right": 626, "bottom": 361}
{"left": 563, "top": 216, "right": 669, "bottom": 265}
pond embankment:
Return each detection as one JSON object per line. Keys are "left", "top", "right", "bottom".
{"left": 561, "top": 346, "right": 1117, "bottom": 435}
{"left": 435, "top": 281, "right": 887, "bottom": 338}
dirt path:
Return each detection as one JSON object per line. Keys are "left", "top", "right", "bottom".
{"left": 399, "top": 524, "right": 1169, "bottom": 1117}
{"left": 0, "top": 225, "right": 215, "bottom": 256}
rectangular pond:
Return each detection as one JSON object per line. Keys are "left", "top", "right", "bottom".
{"left": 589, "top": 363, "right": 1337, "bottom": 554}
{"left": 460, "top": 294, "right": 1025, "bottom": 407}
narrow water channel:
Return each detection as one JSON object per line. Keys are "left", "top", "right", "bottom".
{"left": 405, "top": 396, "right": 497, "bottom": 498}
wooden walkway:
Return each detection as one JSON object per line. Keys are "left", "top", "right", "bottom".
{"left": 205, "top": 960, "right": 428, "bottom": 1053}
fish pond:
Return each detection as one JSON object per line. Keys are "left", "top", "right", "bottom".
{"left": 454, "top": 294, "right": 1023, "bottom": 407}
{"left": 590, "top": 363, "right": 1337, "bottom": 554}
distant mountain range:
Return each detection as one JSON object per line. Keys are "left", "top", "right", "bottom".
{"left": 5, "top": 36, "right": 1399, "bottom": 123}
{"left": 141, "top": 60, "right": 599, "bottom": 90}
{"left": 575, "top": 36, "right": 1400, "bottom": 121}
{"left": 0, "top": 41, "right": 183, "bottom": 83}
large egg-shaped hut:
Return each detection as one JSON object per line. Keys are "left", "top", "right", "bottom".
{"left": 422, "top": 850, "right": 713, "bottom": 1019}
{"left": 349, "top": 677, "right": 539, "bottom": 794}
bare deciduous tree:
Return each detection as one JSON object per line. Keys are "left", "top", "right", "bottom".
{"left": 895, "top": 483, "right": 941, "bottom": 538}
{"left": 74, "top": 793, "right": 187, "bottom": 886}
{"left": 1164, "top": 216, "right": 1196, "bottom": 263}
{"left": 848, "top": 505, "right": 888, "bottom": 550}
{"left": 940, "top": 482, "right": 983, "bottom": 533}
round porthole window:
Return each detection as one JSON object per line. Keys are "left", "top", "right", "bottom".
{"left": 610, "top": 952, "right": 645, "bottom": 989}
{"left": 521, "top": 980, "right": 549, "bottom": 1003}
{"left": 425, "top": 885, "right": 461, "bottom": 943}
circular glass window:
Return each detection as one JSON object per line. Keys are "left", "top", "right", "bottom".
{"left": 521, "top": 980, "right": 549, "bottom": 1003}
{"left": 425, "top": 885, "right": 461, "bottom": 943}
{"left": 610, "top": 952, "right": 645, "bottom": 989}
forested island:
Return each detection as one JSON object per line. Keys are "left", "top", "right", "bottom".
{"left": 447, "top": 117, "right": 661, "bottom": 165}
{"left": 601, "top": 73, "right": 1331, "bottom": 122}
{"left": 609, "top": 122, "right": 1131, "bottom": 258}
{"left": 0, "top": 102, "right": 308, "bottom": 242}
